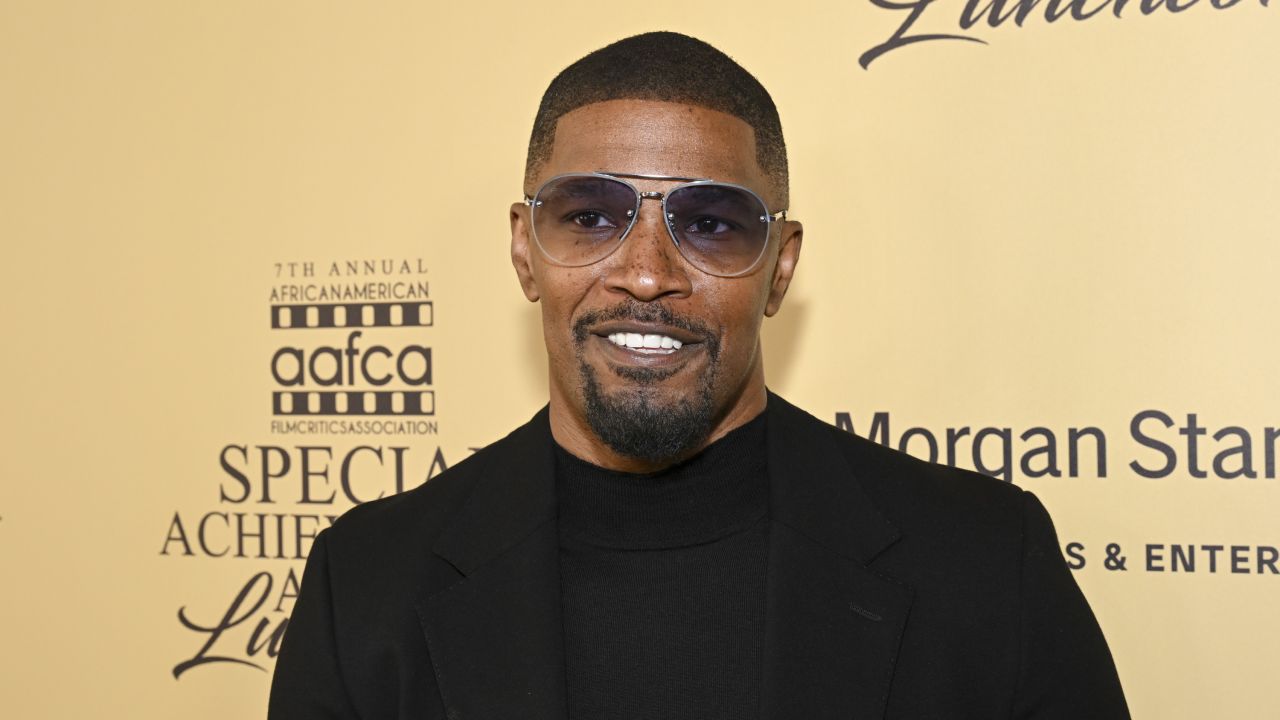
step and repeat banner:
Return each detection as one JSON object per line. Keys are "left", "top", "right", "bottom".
{"left": 1, "top": 1, "right": 1274, "bottom": 718}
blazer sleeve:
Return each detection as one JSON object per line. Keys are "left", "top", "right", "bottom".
{"left": 1012, "top": 491, "right": 1131, "bottom": 720}
{"left": 268, "top": 530, "right": 361, "bottom": 720}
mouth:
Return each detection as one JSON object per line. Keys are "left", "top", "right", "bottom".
{"left": 587, "top": 322, "right": 704, "bottom": 364}
{"left": 604, "top": 331, "right": 684, "bottom": 353}
{"left": 572, "top": 303, "right": 718, "bottom": 381}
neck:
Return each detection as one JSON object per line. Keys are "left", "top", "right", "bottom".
{"left": 554, "top": 411, "right": 769, "bottom": 548}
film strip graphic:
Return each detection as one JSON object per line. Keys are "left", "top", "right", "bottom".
{"left": 271, "top": 301, "right": 433, "bottom": 329}
{"left": 273, "top": 390, "right": 435, "bottom": 416}
{"left": 270, "top": 300, "right": 435, "bottom": 415}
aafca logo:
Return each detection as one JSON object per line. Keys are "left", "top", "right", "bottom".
{"left": 270, "top": 301, "right": 434, "bottom": 416}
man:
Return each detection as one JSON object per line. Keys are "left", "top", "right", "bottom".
{"left": 269, "top": 32, "right": 1130, "bottom": 719}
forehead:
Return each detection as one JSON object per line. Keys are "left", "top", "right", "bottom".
{"left": 541, "top": 99, "right": 770, "bottom": 197}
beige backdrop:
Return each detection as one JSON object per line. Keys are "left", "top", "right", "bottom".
{"left": 1, "top": 1, "right": 1276, "bottom": 718}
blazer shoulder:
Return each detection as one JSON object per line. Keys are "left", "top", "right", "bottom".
{"left": 321, "top": 420, "right": 531, "bottom": 557}
{"left": 836, "top": 423, "right": 1024, "bottom": 508}
{"left": 800, "top": 405, "right": 1041, "bottom": 581}
{"left": 773, "top": 395, "right": 1025, "bottom": 513}
{"left": 776, "top": 400, "right": 1030, "bottom": 537}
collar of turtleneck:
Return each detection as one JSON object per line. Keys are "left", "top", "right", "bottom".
{"left": 553, "top": 410, "right": 769, "bottom": 551}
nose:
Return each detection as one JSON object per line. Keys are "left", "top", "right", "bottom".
{"left": 601, "top": 198, "right": 693, "bottom": 301}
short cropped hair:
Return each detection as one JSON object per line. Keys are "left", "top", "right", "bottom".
{"left": 525, "top": 32, "right": 789, "bottom": 204}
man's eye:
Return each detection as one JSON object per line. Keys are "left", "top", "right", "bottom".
{"left": 568, "top": 211, "right": 616, "bottom": 229}
{"left": 686, "top": 216, "right": 733, "bottom": 234}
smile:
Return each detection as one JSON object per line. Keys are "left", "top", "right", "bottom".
{"left": 581, "top": 317, "right": 707, "bottom": 369}
{"left": 606, "top": 332, "right": 684, "bottom": 353}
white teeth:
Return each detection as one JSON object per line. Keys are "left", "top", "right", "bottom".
{"left": 603, "top": 332, "right": 686, "bottom": 351}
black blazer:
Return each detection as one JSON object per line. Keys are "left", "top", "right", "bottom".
{"left": 269, "top": 393, "right": 1129, "bottom": 719}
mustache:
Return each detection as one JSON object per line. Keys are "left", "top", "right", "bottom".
{"left": 571, "top": 301, "right": 715, "bottom": 348}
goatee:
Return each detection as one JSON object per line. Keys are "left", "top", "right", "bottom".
{"left": 572, "top": 302, "right": 721, "bottom": 463}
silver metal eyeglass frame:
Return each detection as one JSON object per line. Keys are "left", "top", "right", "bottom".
{"left": 522, "top": 170, "right": 788, "bottom": 278}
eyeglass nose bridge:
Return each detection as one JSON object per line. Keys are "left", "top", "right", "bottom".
{"left": 625, "top": 191, "right": 682, "bottom": 244}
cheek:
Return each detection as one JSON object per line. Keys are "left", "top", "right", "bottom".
{"left": 533, "top": 266, "right": 599, "bottom": 347}
{"left": 700, "top": 282, "right": 771, "bottom": 360}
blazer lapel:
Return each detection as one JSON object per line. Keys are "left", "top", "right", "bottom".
{"left": 416, "top": 408, "right": 568, "bottom": 720}
{"left": 762, "top": 394, "right": 915, "bottom": 719}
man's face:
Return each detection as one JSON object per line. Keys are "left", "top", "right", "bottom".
{"left": 510, "top": 99, "right": 802, "bottom": 470}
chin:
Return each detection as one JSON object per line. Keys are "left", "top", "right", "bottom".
{"left": 579, "top": 362, "right": 717, "bottom": 463}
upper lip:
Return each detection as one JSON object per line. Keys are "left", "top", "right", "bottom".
{"left": 590, "top": 321, "right": 703, "bottom": 345}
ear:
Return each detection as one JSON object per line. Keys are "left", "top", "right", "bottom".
{"left": 510, "top": 202, "right": 541, "bottom": 302}
{"left": 764, "top": 220, "right": 802, "bottom": 317}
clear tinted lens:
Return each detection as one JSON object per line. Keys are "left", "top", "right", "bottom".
{"left": 530, "top": 175, "right": 638, "bottom": 266}
{"left": 665, "top": 183, "right": 771, "bottom": 276}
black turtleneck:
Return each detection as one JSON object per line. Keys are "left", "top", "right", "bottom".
{"left": 554, "top": 411, "right": 769, "bottom": 720}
